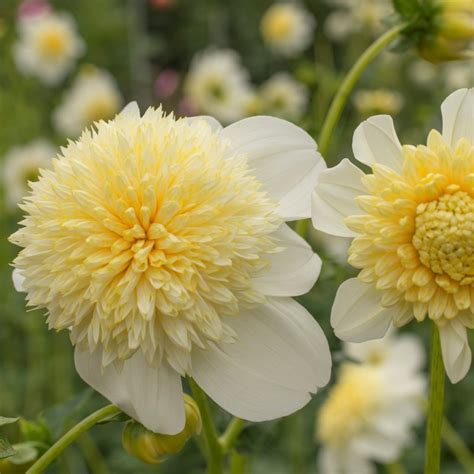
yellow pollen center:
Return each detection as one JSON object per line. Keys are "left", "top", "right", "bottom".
{"left": 413, "top": 190, "right": 474, "bottom": 284}
{"left": 262, "top": 8, "right": 293, "bottom": 41}
{"left": 345, "top": 130, "right": 474, "bottom": 323}
{"left": 38, "top": 29, "right": 66, "bottom": 58}
{"left": 317, "top": 364, "right": 380, "bottom": 446}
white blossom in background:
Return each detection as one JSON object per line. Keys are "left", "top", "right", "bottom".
{"left": 13, "top": 10, "right": 85, "bottom": 85}
{"left": 353, "top": 88, "right": 404, "bottom": 116}
{"left": 183, "top": 49, "right": 252, "bottom": 124}
{"left": 325, "top": 0, "right": 392, "bottom": 42}
{"left": 312, "top": 88, "right": 474, "bottom": 383}
{"left": 260, "top": 72, "right": 308, "bottom": 121}
{"left": 442, "top": 59, "right": 474, "bottom": 90}
{"left": 316, "top": 331, "right": 426, "bottom": 474}
{"left": 53, "top": 66, "right": 123, "bottom": 137}
{"left": 260, "top": 2, "right": 315, "bottom": 57}
{"left": 408, "top": 60, "right": 438, "bottom": 88}
{"left": 2, "top": 139, "right": 56, "bottom": 211}
{"left": 11, "top": 103, "right": 331, "bottom": 434}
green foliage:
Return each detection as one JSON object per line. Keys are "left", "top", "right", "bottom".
{"left": 0, "top": 437, "right": 16, "bottom": 459}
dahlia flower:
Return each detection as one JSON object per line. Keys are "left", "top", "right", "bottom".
{"left": 312, "top": 88, "right": 474, "bottom": 383}
{"left": 11, "top": 103, "right": 331, "bottom": 434}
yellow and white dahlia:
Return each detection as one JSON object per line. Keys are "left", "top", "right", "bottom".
{"left": 11, "top": 103, "right": 330, "bottom": 434}
{"left": 184, "top": 49, "right": 252, "bottom": 124}
{"left": 53, "top": 67, "right": 123, "bottom": 137}
{"left": 13, "top": 10, "right": 85, "bottom": 85}
{"left": 2, "top": 139, "right": 56, "bottom": 211}
{"left": 260, "top": 2, "right": 316, "bottom": 57}
{"left": 316, "top": 331, "right": 426, "bottom": 474}
{"left": 312, "top": 88, "right": 474, "bottom": 383}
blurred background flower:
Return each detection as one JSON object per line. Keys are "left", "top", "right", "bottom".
{"left": 13, "top": 8, "right": 85, "bottom": 85}
{"left": 53, "top": 65, "right": 123, "bottom": 136}
{"left": 2, "top": 139, "right": 55, "bottom": 211}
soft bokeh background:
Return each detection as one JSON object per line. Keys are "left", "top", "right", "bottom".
{"left": 0, "top": 0, "right": 473, "bottom": 473}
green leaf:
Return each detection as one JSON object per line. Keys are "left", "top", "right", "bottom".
{"left": 7, "top": 442, "right": 39, "bottom": 465}
{"left": 0, "top": 437, "right": 16, "bottom": 460}
{"left": 0, "top": 417, "right": 19, "bottom": 427}
{"left": 393, "top": 0, "right": 421, "bottom": 17}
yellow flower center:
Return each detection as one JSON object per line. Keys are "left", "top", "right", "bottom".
{"left": 10, "top": 108, "right": 280, "bottom": 370}
{"left": 38, "top": 29, "right": 66, "bottom": 58}
{"left": 345, "top": 130, "right": 474, "bottom": 324}
{"left": 413, "top": 190, "right": 474, "bottom": 285}
{"left": 261, "top": 6, "right": 293, "bottom": 42}
{"left": 317, "top": 364, "right": 380, "bottom": 446}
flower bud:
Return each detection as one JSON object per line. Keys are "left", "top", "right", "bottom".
{"left": 122, "top": 394, "right": 202, "bottom": 464}
{"left": 419, "top": 0, "right": 474, "bottom": 62}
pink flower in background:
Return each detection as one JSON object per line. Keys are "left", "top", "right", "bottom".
{"left": 177, "top": 97, "right": 198, "bottom": 116}
{"left": 154, "top": 69, "right": 180, "bottom": 99}
{"left": 18, "top": 0, "right": 51, "bottom": 19}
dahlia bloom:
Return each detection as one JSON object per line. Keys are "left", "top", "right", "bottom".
{"left": 2, "top": 139, "right": 56, "bottom": 211}
{"left": 316, "top": 331, "right": 426, "bottom": 474}
{"left": 184, "top": 49, "right": 252, "bottom": 124}
{"left": 260, "top": 2, "right": 315, "bottom": 57}
{"left": 13, "top": 10, "right": 85, "bottom": 85}
{"left": 11, "top": 104, "right": 331, "bottom": 434}
{"left": 53, "top": 67, "right": 123, "bottom": 137}
{"left": 312, "top": 88, "right": 474, "bottom": 383}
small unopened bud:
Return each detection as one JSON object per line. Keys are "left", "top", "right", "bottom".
{"left": 419, "top": 0, "right": 474, "bottom": 62}
{"left": 122, "top": 394, "right": 202, "bottom": 464}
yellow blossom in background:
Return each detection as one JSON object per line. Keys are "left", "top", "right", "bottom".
{"left": 2, "top": 139, "right": 56, "bottom": 212}
{"left": 419, "top": 0, "right": 474, "bottom": 63}
{"left": 53, "top": 66, "right": 123, "bottom": 137}
{"left": 312, "top": 88, "right": 474, "bottom": 383}
{"left": 260, "top": 2, "right": 315, "bottom": 57}
{"left": 353, "top": 88, "right": 404, "bottom": 116}
{"left": 13, "top": 10, "right": 85, "bottom": 85}
{"left": 316, "top": 331, "right": 426, "bottom": 474}
{"left": 11, "top": 103, "right": 331, "bottom": 434}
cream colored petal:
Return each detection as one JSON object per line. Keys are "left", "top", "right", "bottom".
{"left": 439, "top": 320, "right": 471, "bottom": 384}
{"left": 352, "top": 115, "right": 403, "bottom": 172}
{"left": 190, "top": 297, "right": 331, "bottom": 421}
{"left": 74, "top": 347, "right": 185, "bottom": 434}
{"left": 441, "top": 88, "right": 474, "bottom": 147}
{"left": 331, "top": 278, "right": 393, "bottom": 342}
{"left": 252, "top": 223, "right": 321, "bottom": 297}
{"left": 311, "top": 159, "right": 366, "bottom": 237}
{"left": 221, "top": 116, "right": 326, "bottom": 220}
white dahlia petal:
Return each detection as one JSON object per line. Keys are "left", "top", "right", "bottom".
{"left": 221, "top": 116, "right": 326, "bottom": 220}
{"left": 185, "top": 115, "right": 223, "bottom": 132}
{"left": 190, "top": 297, "right": 331, "bottom": 421}
{"left": 74, "top": 347, "right": 185, "bottom": 434}
{"left": 439, "top": 320, "right": 472, "bottom": 384}
{"left": 12, "top": 269, "right": 26, "bottom": 292}
{"left": 252, "top": 223, "right": 321, "bottom": 297}
{"left": 331, "top": 278, "right": 393, "bottom": 342}
{"left": 352, "top": 115, "right": 403, "bottom": 172}
{"left": 441, "top": 88, "right": 474, "bottom": 147}
{"left": 311, "top": 158, "right": 366, "bottom": 237}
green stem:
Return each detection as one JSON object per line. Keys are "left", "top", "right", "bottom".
{"left": 26, "top": 405, "right": 120, "bottom": 474}
{"left": 424, "top": 324, "right": 445, "bottom": 474}
{"left": 385, "top": 461, "right": 406, "bottom": 474}
{"left": 318, "top": 22, "right": 409, "bottom": 156}
{"left": 219, "top": 418, "right": 246, "bottom": 452}
{"left": 295, "top": 219, "right": 309, "bottom": 239}
{"left": 442, "top": 418, "right": 474, "bottom": 473}
{"left": 188, "top": 378, "right": 223, "bottom": 474}
{"left": 229, "top": 450, "right": 247, "bottom": 474}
